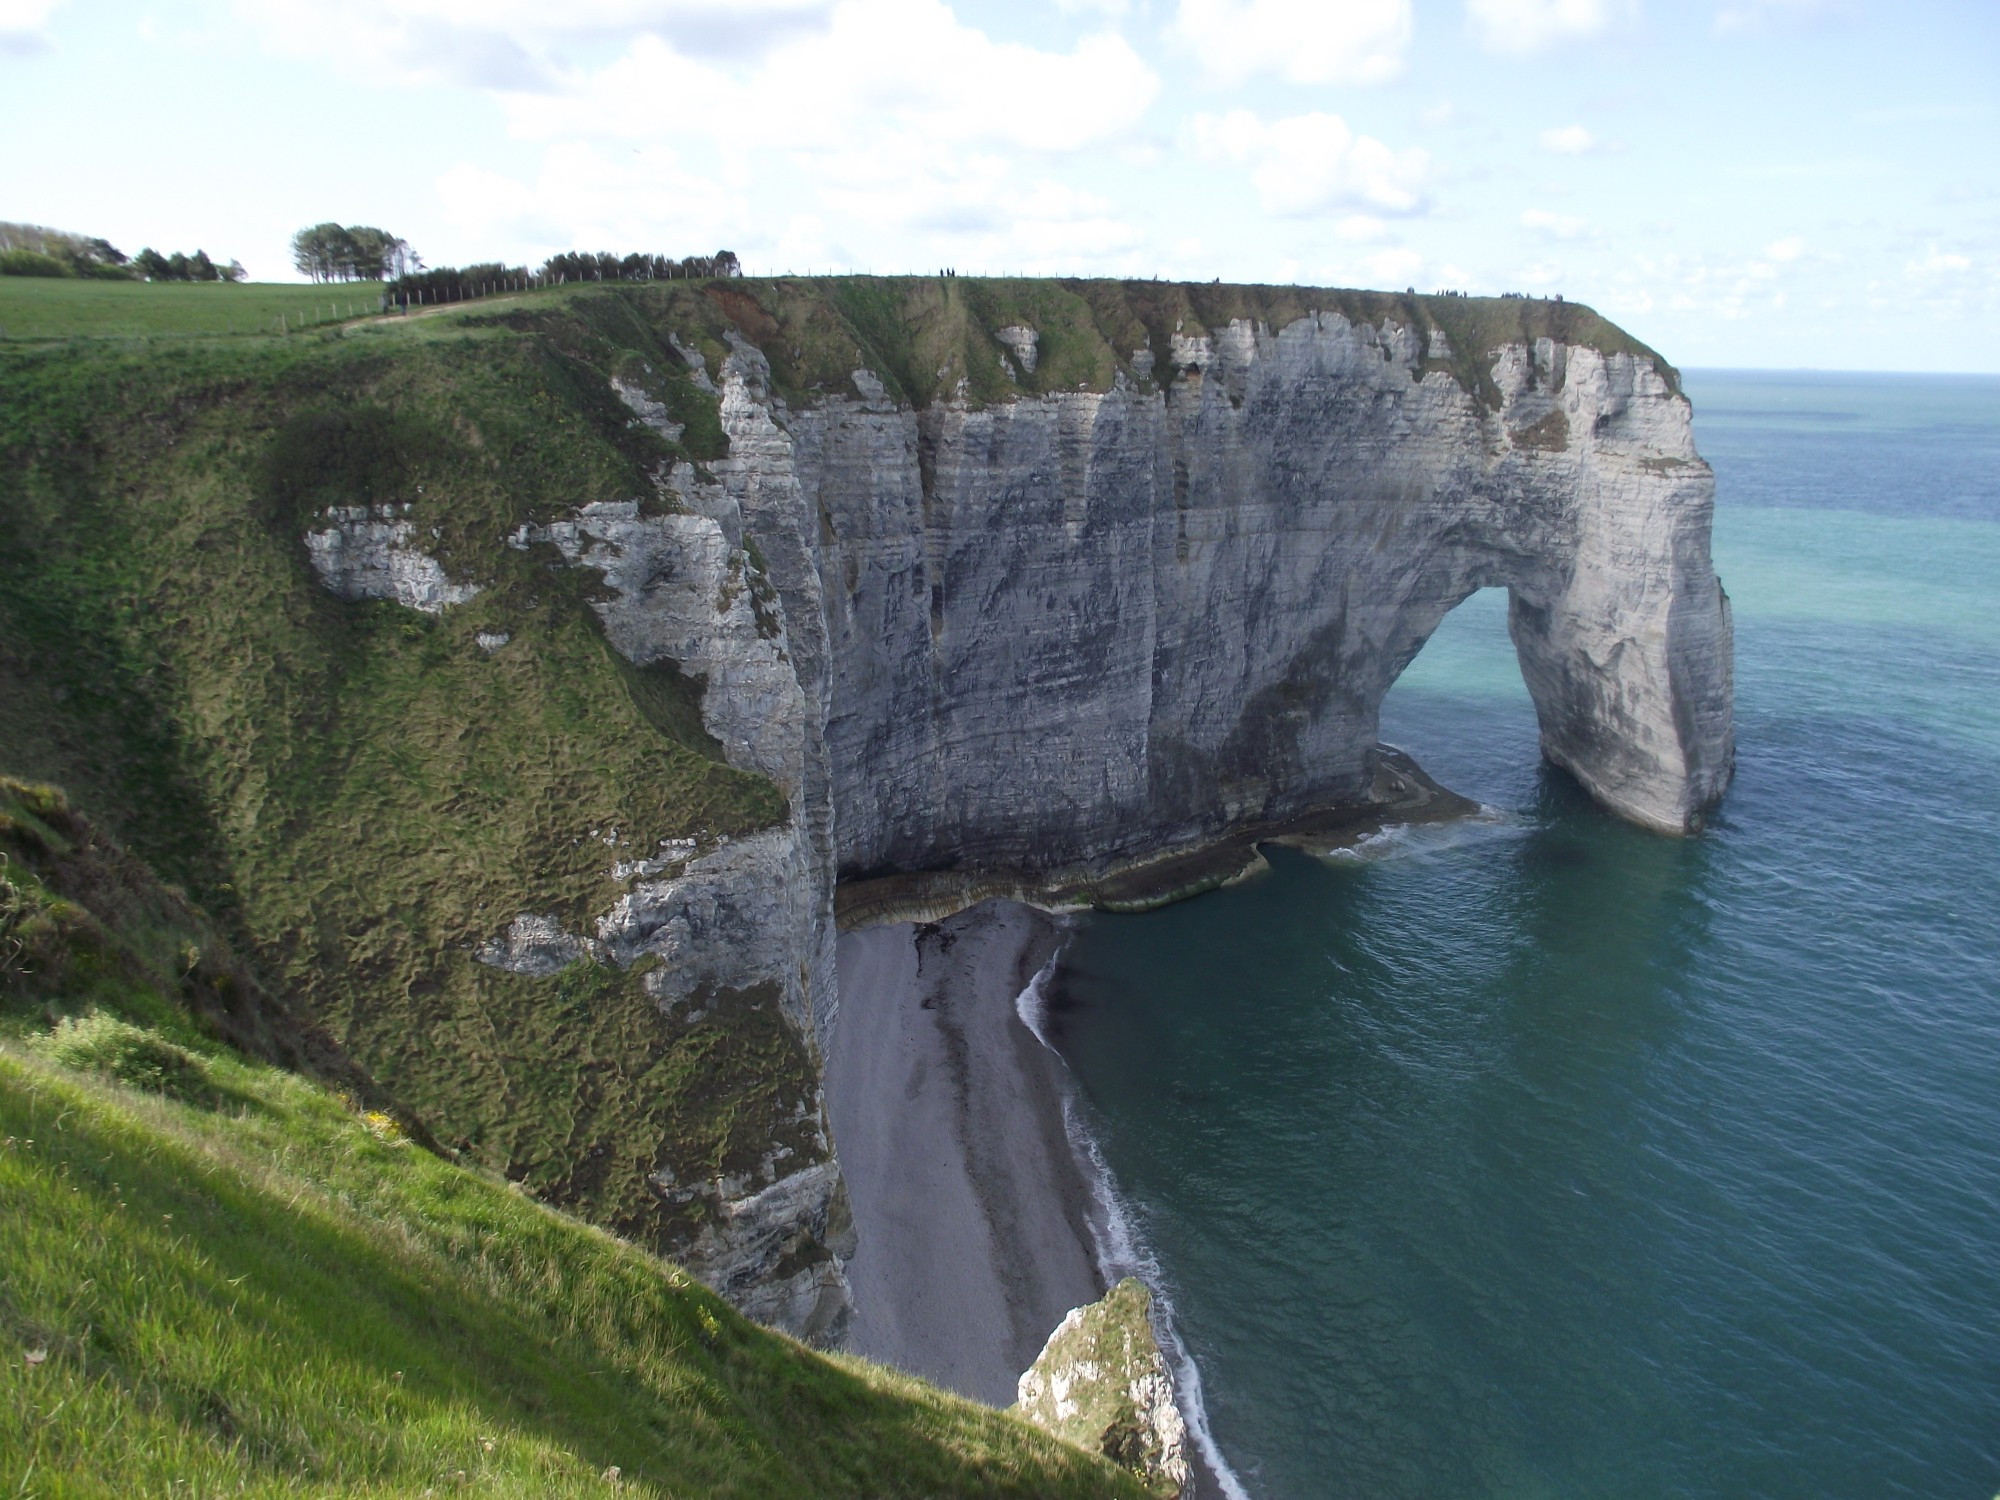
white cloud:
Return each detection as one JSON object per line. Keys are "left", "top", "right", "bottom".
{"left": 0, "top": 0, "right": 64, "bottom": 53}
{"left": 243, "top": 0, "right": 1163, "bottom": 277}
{"left": 1361, "top": 246, "right": 1424, "bottom": 285}
{"left": 1193, "top": 110, "right": 1429, "bottom": 217}
{"left": 1336, "top": 214, "right": 1390, "bottom": 241}
{"left": 1538, "top": 124, "right": 1595, "bottom": 154}
{"left": 1715, "top": 0, "right": 1849, "bottom": 35}
{"left": 436, "top": 143, "right": 748, "bottom": 259}
{"left": 1907, "top": 246, "right": 1973, "bottom": 276}
{"left": 1521, "top": 208, "right": 1589, "bottom": 239}
{"left": 241, "top": 0, "right": 840, "bottom": 84}
{"left": 1174, "top": 0, "right": 1412, "bottom": 85}
{"left": 439, "top": 126, "right": 1146, "bottom": 277}
{"left": 1465, "top": 0, "right": 1616, "bottom": 55}
{"left": 503, "top": 4, "right": 1158, "bottom": 155}
{"left": 1764, "top": 235, "right": 1804, "bottom": 261}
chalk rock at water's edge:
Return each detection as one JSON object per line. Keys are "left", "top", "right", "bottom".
{"left": 1015, "top": 1278, "right": 1191, "bottom": 1498}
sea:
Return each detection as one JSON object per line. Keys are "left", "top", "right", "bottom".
{"left": 1040, "top": 370, "right": 2000, "bottom": 1499}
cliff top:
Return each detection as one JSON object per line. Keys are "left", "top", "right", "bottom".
{"left": 0, "top": 273, "right": 1678, "bottom": 416}
{"left": 479, "top": 275, "right": 1680, "bottom": 414}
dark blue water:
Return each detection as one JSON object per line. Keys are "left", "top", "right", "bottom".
{"left": 1049, "top": 371, "right": 2000, "bottom": 1499}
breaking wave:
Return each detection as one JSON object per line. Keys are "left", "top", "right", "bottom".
{"left": 1315, "top": 804, "right": 1519, "bottom": 865}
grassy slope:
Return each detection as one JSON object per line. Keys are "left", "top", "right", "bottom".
{"left": 0, "top": 778, "right": 1146, "bottom": 1496}
{"left": 0, "top": 302, "right": 801, "bottom": 1258}
{"left": 0, "top": 1046, "right": 1154, "bottom": 1498}
{"left": 0, "top": 272, "right": 1676, "bottom": 1270}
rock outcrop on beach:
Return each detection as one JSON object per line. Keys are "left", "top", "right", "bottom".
{"left": 1016, "top": 1279, "right": 1191, "bottom": 1497}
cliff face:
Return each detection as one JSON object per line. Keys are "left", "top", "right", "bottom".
{"left": 518, "top": 288, "right": 1732, "bottom": 1332}
{"left": 783, "top": 309, "right": 1731, "bottom": 874}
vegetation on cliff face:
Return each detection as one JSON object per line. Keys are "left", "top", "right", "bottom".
{"left": 1013, "top": 1278, "right": 1190, "bottom": 1498}
{"left": 0, "top": 306, "right": 791, "bottom": 1260}
{"left": 0, "top": 782, "right": 1143, "bottom": 1497}
{"left": 483, "top": 274, "right": 1676, "bottom": 411}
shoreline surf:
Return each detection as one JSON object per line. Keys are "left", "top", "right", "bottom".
{"left": 826, "top": 897, "right": 1258, "bottom": 1498}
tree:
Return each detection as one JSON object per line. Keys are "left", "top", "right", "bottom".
{"left": 292, "top": 223, "right": 349, "bottom": 282}
{"left": 293, "top": 223, "right": 417, "bottom": 282}
{"left": 383, "top": 238, "right": 421, "bottom": 278}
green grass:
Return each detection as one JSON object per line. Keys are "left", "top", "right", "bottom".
{"left": 0, "top": 1037, "right": 1145, "bottom": 1497}
{"left": 0, "top": 279, "right": 430, "bottom": 340}
{"left": 0, "top": 773, "right": 1140, "bottom": 1493}
{"left": 509, "top": 275, "right": 1676, "bottom": 410}
{"left": 0, "top": 272, "right": 1676, "bottom": 399}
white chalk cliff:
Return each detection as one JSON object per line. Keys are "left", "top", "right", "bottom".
{"left": 793, "top": 317, "right": 1732, "bottom": 869}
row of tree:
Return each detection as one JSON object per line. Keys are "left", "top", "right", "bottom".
{"left": 382, "top": 249, "right": 743, "bottom": 308}
{"left": 387, "top": 262, "right": 526, "bottom": 305}
{"left": 0, "top": 222, "right": 243, "bottom": 281}
{"left": 292, "top": 222, "right": 744, "bottom": 294}
{"left": 132, "top": 248, "right": 247, "bottom": 282}
{"left": 539, "top": 250, "right": 741, "bottom": 283}
{"left": 291, "top": 223, "right": 420, "bottom": 283}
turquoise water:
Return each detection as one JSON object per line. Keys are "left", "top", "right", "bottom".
{"left": 1049, "top": 371, "right": 2000, "bottom": 1498}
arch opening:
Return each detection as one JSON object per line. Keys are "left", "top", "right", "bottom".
{"left": 1377, "top": 586, "right": 1542, "bottom": 810}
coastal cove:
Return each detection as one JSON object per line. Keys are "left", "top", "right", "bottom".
{"left": 1027, "top": 370, "right": 2000, "bottom": 1497}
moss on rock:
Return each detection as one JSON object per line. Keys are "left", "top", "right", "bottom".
{"left": 1015, "top": 1278, "right": 1191, "bottom": 1498}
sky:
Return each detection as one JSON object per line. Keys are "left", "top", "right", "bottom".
{"left": 3, "top": 0, "right": 1997, "bottom": 370}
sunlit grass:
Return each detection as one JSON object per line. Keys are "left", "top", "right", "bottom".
{"left": 0, "top": 1039, "right": 1145, "bottom": 1497}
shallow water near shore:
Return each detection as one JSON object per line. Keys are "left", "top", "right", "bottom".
{"left": 1047, "top": 370, "right": 2000, "bottom": 1498}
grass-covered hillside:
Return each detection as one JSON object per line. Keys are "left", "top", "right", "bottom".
{"left": 0, "top": 780, "right": 1145, "bottom": 1496}
{"left": 0, "top": 287, "right": 810, "bottom": 1263}
{"left": 0, "top": 278, "right": 386, "bottom": 339}
{"left": 0, "top": 272, "right": 1673, "bottom": 1272}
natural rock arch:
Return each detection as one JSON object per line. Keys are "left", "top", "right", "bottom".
{"left": 789, "top": 314, "right": 1734, "bottom": 888}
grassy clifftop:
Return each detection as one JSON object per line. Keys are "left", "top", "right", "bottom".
{"left": 477, "top": 275, "right": 1676, "bottom": 411}
{"left": 0, "top": 779, "right": 1141, "bottom": 1496}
